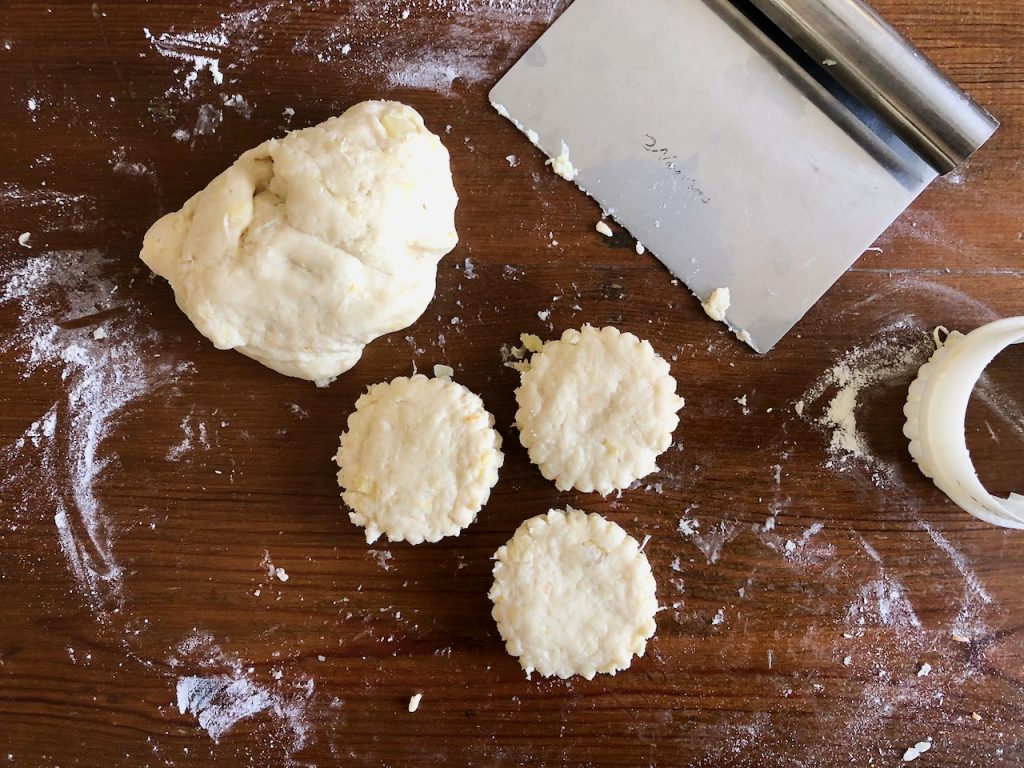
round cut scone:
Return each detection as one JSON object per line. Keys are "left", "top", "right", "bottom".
{"left": 140, "top": 100, "right": 459, "bottom": 386}
{"left": 335, "top": 374, "right": 503, "bottom": 544}
{"left": 514, "top": 325, "right": 684, "bottom": 495}
{"left": 489, "top": 507, "right": 658, "bottom": 679}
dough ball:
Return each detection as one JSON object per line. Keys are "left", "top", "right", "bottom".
{"left": 140, "top": 100, "right": 459, "bottom": 386}
{"left": 335, "top": 374, "right": 504, "bottom": 545}
{"left": 489, "top": 506, "right": 658, "bottom": 679}
{"left": 514, "top": 325, "right": 684, "bottom": 495}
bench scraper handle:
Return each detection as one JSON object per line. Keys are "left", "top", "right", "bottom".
{"left": 749, "top": 0, "right": 998, "bottom": 174}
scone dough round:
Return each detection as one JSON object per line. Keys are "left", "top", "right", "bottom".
{"left": 140, "top": 100, "right": 459, "bottom": 386}
{"left": 489, "top": 507, "right": 658, "bottom": 679}
{"left": 335, "top": 374, "right": 503, "bottom": 544}
{"left": 515, "top": 325, "right": 684, "bottom": 495}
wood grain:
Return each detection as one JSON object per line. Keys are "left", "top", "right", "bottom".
{"left": 1, "top": 1, "right": 1022, "bottom": 766}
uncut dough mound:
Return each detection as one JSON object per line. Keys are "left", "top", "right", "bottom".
{"left": 140, "top": 101, "right": 459, "bottom": 386}
{"left": 335, "top": 374, "right": 504, "bottom": 544}
{"left": 515, "top": 325, "right": 684, "bottom": 495}
{"left": 489, "top": 507, "right": 658, "bottom": 679}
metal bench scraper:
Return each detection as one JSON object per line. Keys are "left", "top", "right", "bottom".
{"left": 490, "top": 0, "right": 998, "bottom": 352}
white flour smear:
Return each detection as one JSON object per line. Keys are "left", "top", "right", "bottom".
{"left": 292, "top": 2, "right": 565, "bottom": 93}
{"left": 174, "top": 632, "right": 315, "bottom": 753}
{"left": 143, "top": 5, "right": 281, "bottom": 140}
{"left": 676, "top": 516, "right": 738, "bottom": 564}
{"left": 143, "top": 27, "right": 227, "bottom": 91}
{"left": 144, "top": 0, "right": 565, "bottom": 145}
{"left": 0, "top": 182, "right": 97, "bottom": 233}
{"left": 796, "top": 320, "right": 934, "bottom": 486}
{"left": 918, "top": 520, "right": 993, "bottom": 638}
{"left": 166, "top": 408, "right": 211, "bottom": 461}
{"left": 974, "top": 371, "right": 1024, "bottom": 435}
{"left": 846, "top": 576, "right": 922, "bottom": 631}
{"left": 0, "top": 248, "right": 187, "bottom": 617}
{"left": 758, "top": 521, "right": 835, "bottom": 566}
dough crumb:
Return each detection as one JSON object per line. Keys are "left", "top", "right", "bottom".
{"left": 701, "top": 287, "right": 730, "bottom": 322}
{"left": 506, "top": 154, "right": 519, "bottom": 167}
{"left": 635, "top": 241, "right": 645, "bottom": 255}
{"left": 595, "top": 221, "right": 613, "bottom": 237}
{"left": 275, "top": 567, "right": 289, "bottom": 582}
{"left": 971, "top": 712, "right": 982, "bottom": 721}
{"left": 408, "top": 693, "right": 422, "bottom": 712}
{"left": 902, "top": 740, "right": 933, "bottom": 762}
{"left": 546, "top": 141, "right": 579, "bottom": 181}
{"left": 92, "top": 327, "right": 108, "bottom": 340}
{"left": 433, "top": 364, "right": 454, "bottom": 380}
{"left": 521, "top": 333, "right": 544, "bottom": 354}
{"left": 917, "top": 662, "right": 932, "bottom": 677}
{"left": 794, "top": 400, "right": 805, "bottom": 416}
{"left": 503, "top": 333, "right": 545, "bottom": 372}
{"left": 18, "top": 232, "right": 31, "bottom": 248}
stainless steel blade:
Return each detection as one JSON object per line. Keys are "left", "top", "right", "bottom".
{"left": 489, "top": 0, "right": 939, "bottom": 352}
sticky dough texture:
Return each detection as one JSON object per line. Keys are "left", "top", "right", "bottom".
{"left": 489, "top": 507, "right": 658, "bottom": 679}
{"left": 515, "top": 325, "right": 684, "bottom": 494}
{"left": 140, "top": 101, "right": 458, "bottom": 385}
{"left": 335, "top": 375, "right": 503, "bottom": 544}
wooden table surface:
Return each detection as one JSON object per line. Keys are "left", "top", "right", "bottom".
{"left": 1, "top": 1, "right": 1022, "bottom": 766}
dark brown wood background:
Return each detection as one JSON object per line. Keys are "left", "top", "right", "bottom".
{"left": 1, "top": 1, "right": 1022, "bottom": 766}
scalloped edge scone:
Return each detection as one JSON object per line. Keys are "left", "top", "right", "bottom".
{"left": 335, "top": 373, "right": 503, "bottom": 544}
{"left": 514, "top": 325, "right": 684, "bottom": 495}
{"left": 489, "top": 507, "right": 658, "bottom": 679}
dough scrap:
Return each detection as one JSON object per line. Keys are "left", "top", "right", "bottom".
{"left": 335, "top": 374, "right": 503, "bottom": 544}
{"left": 514, "top": 325, "right": 684, "bottom": 494}
{"left": 140, "top": 100, "right": 458, "bottom": 386}
{"left": 489, "top": 506, "right": 658, "bottom": 679}
{"left": 701, "top": 287, "right": 730, "bottom": 322}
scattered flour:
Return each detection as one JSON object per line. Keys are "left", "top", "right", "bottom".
{"left": 1, "top": 248, "right": 187, "bottom": 617}
{"left": 142, "top": 7, "right": 275, "bottom": 140}
{"left": 368, "top": 549, "right": 394, "bottom": 572}
{"left": 918, "top": 519, "right": 992, "bottom": 637}
{"left": 846, "top": 577, "right": 922, "bottom": 630}
{"left": 292, "top": 4, "right": 563, "bottom": 94}
{"left": 143, "top": 26, "right": 226, "bottom": 94}
{"left": 174, "top": 632, "right": 314, "bottom": 751}
{"left": 165, "top": 408, "right": 211, "bottom": 461}
{"left": 677, "top": 516, "right": 739, "bottom": 564}
{"left": 1, "top": 182, "right": 97, "bottom": 233}
{"left": 796, "top": 321, "right": 934, "bottom": 485}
